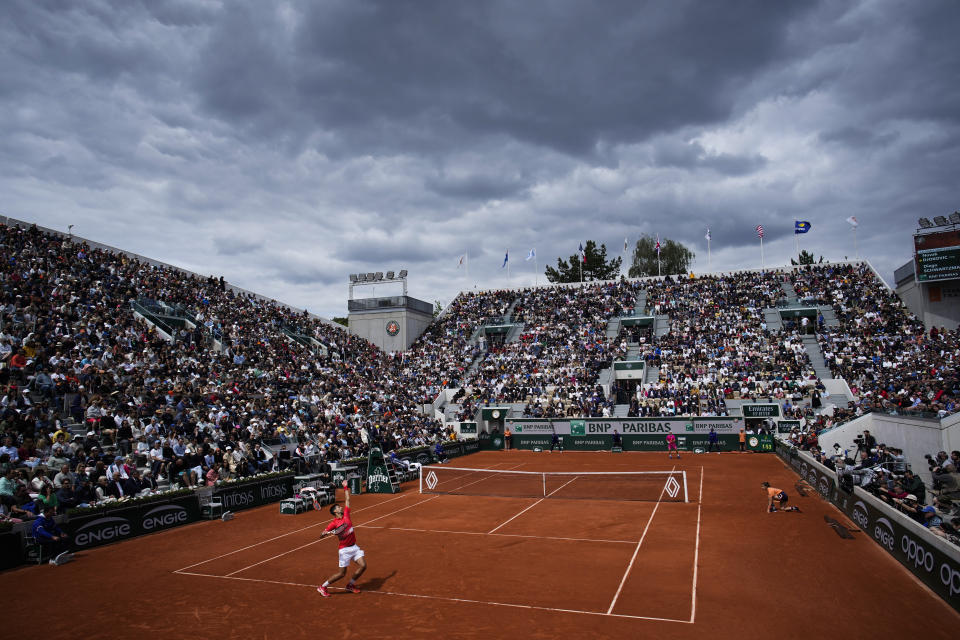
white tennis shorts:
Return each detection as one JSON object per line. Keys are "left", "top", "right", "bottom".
{"left": 338, "top": 544, "right": 365, "bottom": 568}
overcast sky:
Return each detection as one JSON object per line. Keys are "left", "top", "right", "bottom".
{"left": 2, "top": 0, "right": 958, "bottom": 317}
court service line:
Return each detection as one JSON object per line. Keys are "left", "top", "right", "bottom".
{"left": 360, "top": 523, "right": 637, "bottom": 545}
{"left": 173, "top": 570, "right": 692, "bottom": 624}
{"left": 605, "top": 465, "right": 675, "bottom": 615}
{"left": 689, "top": 467, "right": 704, "bottom": 624}
{"left": 223, "top": 495, "right": 441, "bottom": 577}
{"left": 443, "top": 462, "right": 527, "bottom": 494}
{"left": 486, "top": 476, "right": 578, "bottom": 534}
{"left": 175, "top": 461, "right": 519, "bottom": 573}
{"left": 173, "top": 462, "right": 524, "bottom": 573}
{"left": 172, "top": 491, "right": 411, "bottom": 573}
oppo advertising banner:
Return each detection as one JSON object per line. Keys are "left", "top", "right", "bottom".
{"left": 507, "top": 417, "right": 744, "bottom": 436}
{"left": 776, "top": 440, "right": 960, "bottom": 611}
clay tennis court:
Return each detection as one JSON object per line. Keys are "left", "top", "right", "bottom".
{"left": 5, "top": 451, "right": 958, "bottom": 639}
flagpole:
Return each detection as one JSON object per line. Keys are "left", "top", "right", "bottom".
{"left": 760, "top": 236, "right": 765, "bottom": 270}
{"left": 853, "top": 227, "right": 859, "bottom": 259}
{"left": 466, "top": 251, "right": 469, "bottom": 284}
{"left": 707, "top": 236, "right": 712, "bottom": 272}
{"left": 795, "top": 232, "right": 799, "bottom": 262}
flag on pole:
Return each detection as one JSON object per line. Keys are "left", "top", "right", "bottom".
{"left": 578, "top": 242, "right": 586, "bottom": 263}
{"left": 845, "top": 216, "right": 859, "bottom": 227}
{"left": 525, "top": 248, "right": 536, "bottom": 261}
{"left": 794, "top": 221, "right": 811, "bottom": 234}
{"left": 457, "top": 254, "right": 466, "bottom": 267}
{"left": 756, "top": 224, "right": 764, "bottom": 238}
{"left": 705, "top": 229, "right": 711, "bottom": 241}
{"left": 502, "top": 251, "right": 509, "bottom": 268}
{"left": 655, "top": 234, "right": 661, "bottom": 256}
{"left": 624, "top": 237, "right": 628, "bottom": 252}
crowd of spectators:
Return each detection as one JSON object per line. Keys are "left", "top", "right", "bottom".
{"left": 0, "top": 223, "right": 459, "bottom": 523}
{"left": 630, "top": 272, "right": 817, "bottom": 417}
{"left": 791, "top": 263, "right": 958, "bottom": 419}
{"left": 1, "top": 222, "right": 958, "bottom": 550}
{"left": 455, "top": 281, "right": 639, "bottom": 419}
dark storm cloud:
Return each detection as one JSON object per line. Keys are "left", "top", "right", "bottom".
{"left": 651, "top": 137, "right": 767, "bottom": 176}
{"left": 186, "top": 0, "right": 812, "bottom": 158}
{"left": 818, "top": 127, "right": 898, "bottom": 149}
{"left": 213, "top": 236, "right": 264, "bottom": 257}
{"left": 1, "top": 0, "right": 958, "bottom": 317}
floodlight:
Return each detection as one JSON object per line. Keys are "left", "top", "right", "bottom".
{"left": 918, "top": 217, "right": 934, "bottom": 228}
{"left": 375, "top": 272, "right": 384, "bottom": 280}
{"left": 349, "top": 274, "right": 358, "bottom": 283}
{"left": 934, "top": 216, "right": 949, "bottom": 226}
{"left": 399, "top": 270, "right": 408, "bottom": 278}
{"left": 950, "top": 212, "right": 960, "bottom": 224}
{"left": 366, "top": 272, "right": 375, "bottom": 280}
{"left": 386, "top": 271, "right": 395, "bottom": 279}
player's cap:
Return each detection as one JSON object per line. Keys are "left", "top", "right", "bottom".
{"left": 905, "top": 494, "right": 918, "bottom": 501}
{"left": 921, "top": 506, "right": 936, "bottom": 514}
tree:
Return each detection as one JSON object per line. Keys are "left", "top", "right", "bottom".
{"left": 433, "top": 300, "right": 443, "bottom": 318}
{"left": 332, "top": 317, "right": 348, "bottom": 327}
{"left": 627, "top": 235, "right": 694, "bottom": 278}
{"left": 545, "top": 240, "right": 622, "bottom": 283}
{"left": 791, "top": 250, "right": 824, "bottom": 265}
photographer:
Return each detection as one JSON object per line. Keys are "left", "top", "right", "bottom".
{"left": 901, "top": 469, "right": 926, "bottom": 505}
{"left": 893, "top": 494, "right": 925, "bottom": 524}
{"left": 853, "top": 430, "right": 877, "bottom": 457}
{"left": 932, "top": 465, "right": 960, "bottom": 500}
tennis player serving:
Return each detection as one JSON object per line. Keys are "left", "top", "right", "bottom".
{"left": 317, "top": 481, "right": 366, "bottom": 597}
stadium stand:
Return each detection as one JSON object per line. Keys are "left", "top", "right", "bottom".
{"left": 0, "top": 220, "right": 956, "bottom": 538}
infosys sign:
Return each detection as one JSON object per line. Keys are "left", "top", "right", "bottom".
{"left": 214, "top": 476, "right": 294, "bottom": 511}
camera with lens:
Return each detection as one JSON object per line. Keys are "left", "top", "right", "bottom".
{"left": 853, "top": 434, "right": 865, "bottom": 445}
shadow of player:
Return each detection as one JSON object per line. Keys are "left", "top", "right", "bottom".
{"left": 361, "top": 570, "right": 397, "bottom": 590}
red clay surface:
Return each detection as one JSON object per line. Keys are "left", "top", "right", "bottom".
{"left": 5, "top": 451, "right": 958, "bottom": 639}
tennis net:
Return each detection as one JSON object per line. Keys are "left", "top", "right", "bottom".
{"left": 419, "top": 466, "right": 689, "bottom": 502}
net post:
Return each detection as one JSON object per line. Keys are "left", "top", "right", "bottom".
{"left": 419, "top": 468, "right": 423, "bottom": 494}
{"left": 683, "top": 470, "right": 688, "bottom": 503}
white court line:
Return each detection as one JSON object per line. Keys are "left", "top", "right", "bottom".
{"left": 440, "top": 462, "right": 527, "bottom": 495}
{"left": 172, "top": 491, "right": 410, "bottom": 573}
{"left": 486, "top": 476, "right": 578, "bottom": 534}
{"left": 605, "top": 465, "right": 675, "bottom": 615}
{"left": 360, "top": 524, "right": 637, "bottom": 545}
{"left": 224, "top": 496, "right": 441, "bottom": 577}
{"left": 690, "top": 467, "right": 703, "bottom": 623}
{"left": 175, "top": 461, "right": 520, "bottom": 574}
{"left": 173, "top": 570, "right": 692, "bottom": 624}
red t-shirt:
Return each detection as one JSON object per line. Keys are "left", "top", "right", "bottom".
{"left": 325, "top": 506, "right": 356, "bottom": 548}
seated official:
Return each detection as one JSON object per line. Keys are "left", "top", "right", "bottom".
{"left": 32, "top": 506, "right": 69, "bottom": 555}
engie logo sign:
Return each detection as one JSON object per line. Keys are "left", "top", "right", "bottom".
{"left": 141, "top": 505, "right": 188, "bottom": 532}
{"left": 74, "top": 516, "right": 132, "bottom": 548}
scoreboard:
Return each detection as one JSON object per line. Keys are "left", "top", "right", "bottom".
{"left": 915, "top": 229, "right": 960, "bottom": 282}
